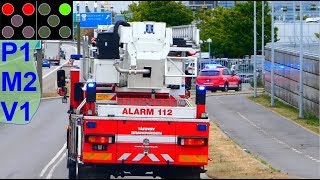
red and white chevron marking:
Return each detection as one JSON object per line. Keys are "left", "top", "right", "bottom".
{"left": 117, "top": 153, "right": 174, "bottom": 162}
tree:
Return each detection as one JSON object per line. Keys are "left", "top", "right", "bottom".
{"left": 196, "top": 2, "right": 278, "bottom": 58}
{"left": 121, "top": 1, "right": 194, "bottom": 27}
{"left": 315, "top": 32, "right": 320, "bottom": 39}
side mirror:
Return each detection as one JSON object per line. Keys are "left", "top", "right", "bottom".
{"left": 231, "top": 70, "right": 235, "bottom": 76}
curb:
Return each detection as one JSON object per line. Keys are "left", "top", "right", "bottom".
{"left": 41, "top": 96, "right": 62, "bottom": 100}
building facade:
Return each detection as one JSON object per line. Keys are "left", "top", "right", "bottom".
{"left": 73, "top": 1, "right": 137, "bottom": 14}
{"left": 271, "top": 1, "right": 320, "bottom": 22}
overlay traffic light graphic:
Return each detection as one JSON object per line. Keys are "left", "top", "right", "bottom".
{"left": 0, "top": 0, "right": 73, "bottom": 40}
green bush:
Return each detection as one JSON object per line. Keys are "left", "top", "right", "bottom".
{"left": 250, "top": 78, "right": 264, "bottom": 88}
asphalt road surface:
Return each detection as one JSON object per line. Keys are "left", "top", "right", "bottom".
{"left": 206, "top": 94, "right": 320, "bottom": 179}
{"left": 0, "top": 99, "right": 68, "bottom": 179}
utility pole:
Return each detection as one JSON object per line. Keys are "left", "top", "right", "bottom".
{"left": 36, "top": 44, "right": 43, "bottom": 97}
{"left": 262, "top": 1, "right": 265, "bottom": 85}
{"left": 293, "top": 1, "right": 296, "bottom": 47}
{"left": 253, "top": 1, "right": 257, "bottom": 97}
{"left": 76, "top": 22, "right": 81, "bottom": 54}
{"left": 271, "top": 1, "right": 275, "bottom": 107}
{"left": 299, "top": 1, "right": 304, "bottom": 118}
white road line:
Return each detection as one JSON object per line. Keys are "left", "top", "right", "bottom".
{"left": 42, "top": 44, "right": 77, "bottom": 79}
{"left": 216, "top": 97, "right": 224, "bottom": 104}
{"left": 46, "top": 152, "right": 67, "bottom": 179}
{"left": 42, "top": 61, "right": 69, "bottom": 79}
{"left": 40, "top": 142, "right": 67, "bottom": 177}
{"left": 237, "top": 112, "right": 320, "bottom": 163}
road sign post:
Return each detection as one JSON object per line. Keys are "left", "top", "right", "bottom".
{"left": 35, "top": 40, "right": 42, "bottom": 49}
{"left": 80, "top": 12, "right": 112, "bottom": 28}
{"left": 36, "top": 41, "right": 43, "bottom": 96}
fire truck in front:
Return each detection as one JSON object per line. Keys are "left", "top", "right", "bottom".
{"left": 57, "top": 20, "right": 210, "bottom": 179}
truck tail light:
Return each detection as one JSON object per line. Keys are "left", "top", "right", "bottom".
{"left": 178, "top": 137, "right": 207, "bottom": 146}
{"left": 85, "top": 135, "right": 115, "bottom": 144}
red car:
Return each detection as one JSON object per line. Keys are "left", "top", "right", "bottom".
{"left": 196, "top": 67, "right": 242, "bottom": 92}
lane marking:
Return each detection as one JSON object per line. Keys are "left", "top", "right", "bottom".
{"left": 215, "top": 97, "right": 224, "bottom": 104}
{"left": 42, "top": 45, "right": 77, "bottom": 79}
{"left": 236, "top": 112, "right": 320, "bottom": 163}
{"left": 46, "top": 152, "right": 67, "bottom": 179}
{"left": 40, "top": 142, "right": 67, "bottom": 177}
{"left": 42, "top": 61, "right": 68, "bottom": 79}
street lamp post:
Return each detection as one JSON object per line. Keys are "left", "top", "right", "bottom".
{"left": 299, "top": 1, "right": 304, "bottom": 118}
{"left": 262, "top": 1, "right": 265, "bottom": 85}
{"left": 207, "top": 38, "right": 212, "bottom": 59}
{"left": 254, "top": 1, "right": 257, "bottom": 98}
{"left": 271, "top": 2, "right": 275, "bottom": 107}
{"left": 293, "top": 2, "right": 297, "bottom": 47}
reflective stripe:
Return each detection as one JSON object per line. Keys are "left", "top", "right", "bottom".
{"left": 161, "top": 154, "right": 174, "bottom": 162}
{"left": 118, "top": 153, "right": 131, "bottom": 161}
{"left": 148, "top": 154, "right": 160, "bottom": 162}
{"left": 132, "top": 154, "right": 144, "bottom": 161}
{"left": 118, "top": 153, "right": 174, "bottom": 162}
{"left": 83, "top": 152, "right": 112, "bottom": 160}
{"left": 178, "top": 155, "right": 207, "bottom": 163}
{"left": 117, "top": 135, "right": 176, "bottom": 144}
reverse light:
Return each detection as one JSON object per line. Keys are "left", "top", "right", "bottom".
{"left": 178, "top": 137, "right": 207, "bottom": 146}
{"left": 86, "top": 135, "right": 114, "bottom": 144}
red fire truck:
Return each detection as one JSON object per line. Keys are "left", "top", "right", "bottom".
{"left": 57, "top": 21, "right": 209, "bottom": 179}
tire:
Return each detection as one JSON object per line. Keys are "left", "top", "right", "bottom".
{"left": 68, "top": 160, "right": 76, "bottom": 179}
{"left": 222, "top": 83, "right": 228, "bottom": 92}
{"left": 235, "top": 82, "right": 241, "bottom": 91}
{"left": 78, "top": 166, "right": 110, "bottom": 179}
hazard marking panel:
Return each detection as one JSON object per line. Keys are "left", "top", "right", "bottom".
{"left": 96, "top": 93, "right": 116, "bottom": 101}
{"left": 97, "top": 105, "right": 196, "bottom": 118}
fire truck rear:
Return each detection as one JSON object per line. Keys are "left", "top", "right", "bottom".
{"left": 57, "top": 21, "right": 209, "bottom": 179}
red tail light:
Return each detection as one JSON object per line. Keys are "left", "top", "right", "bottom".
{"left": 178, "top": 137, "right": 207, "bottom": 146}
{"left": 85, "top": 135, "right": 114, "bottom": 144}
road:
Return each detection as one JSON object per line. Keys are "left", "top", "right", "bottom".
{"left": 206, "top": 94, "right": 320, "bottom": 179}
{"left": 0, "top": 99, "right": 68, "bottom": 179}
{"left": 41, "top": 44, "right": 80, "bottom": 93}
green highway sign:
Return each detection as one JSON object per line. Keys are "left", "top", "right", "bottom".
{"left": 35, "top": 40, "right": 42, "bottom": 49}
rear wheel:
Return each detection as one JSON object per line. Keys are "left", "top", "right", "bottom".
{"left": 222, "top": 83, "right": 228, "bottom": 92}
{"left": 163, "top": 167, "right": 201, "bottom": 179}
{"left": 235, "top": 82, "right": 242, "bottom": 91}
{"left": 68, "top": 160, "right": 76, "bottom": 179}
{"left": 77, "top": 165, "right": 110, "bottom": 179}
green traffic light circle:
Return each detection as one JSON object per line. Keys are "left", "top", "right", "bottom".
{"left": 59, "top": 3, "right": 71, "bottom": 16}
{"left": 38, "top": 3, "right": 51, "bottom": 16}
{"left": 59, "top": 26, "right": 71, "bottom": 38}
{"left": 38, "top": 26, "right": 51, "bottom": 38}
{"left": 48, "top": 15, "right": 60, "bottom": 27}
